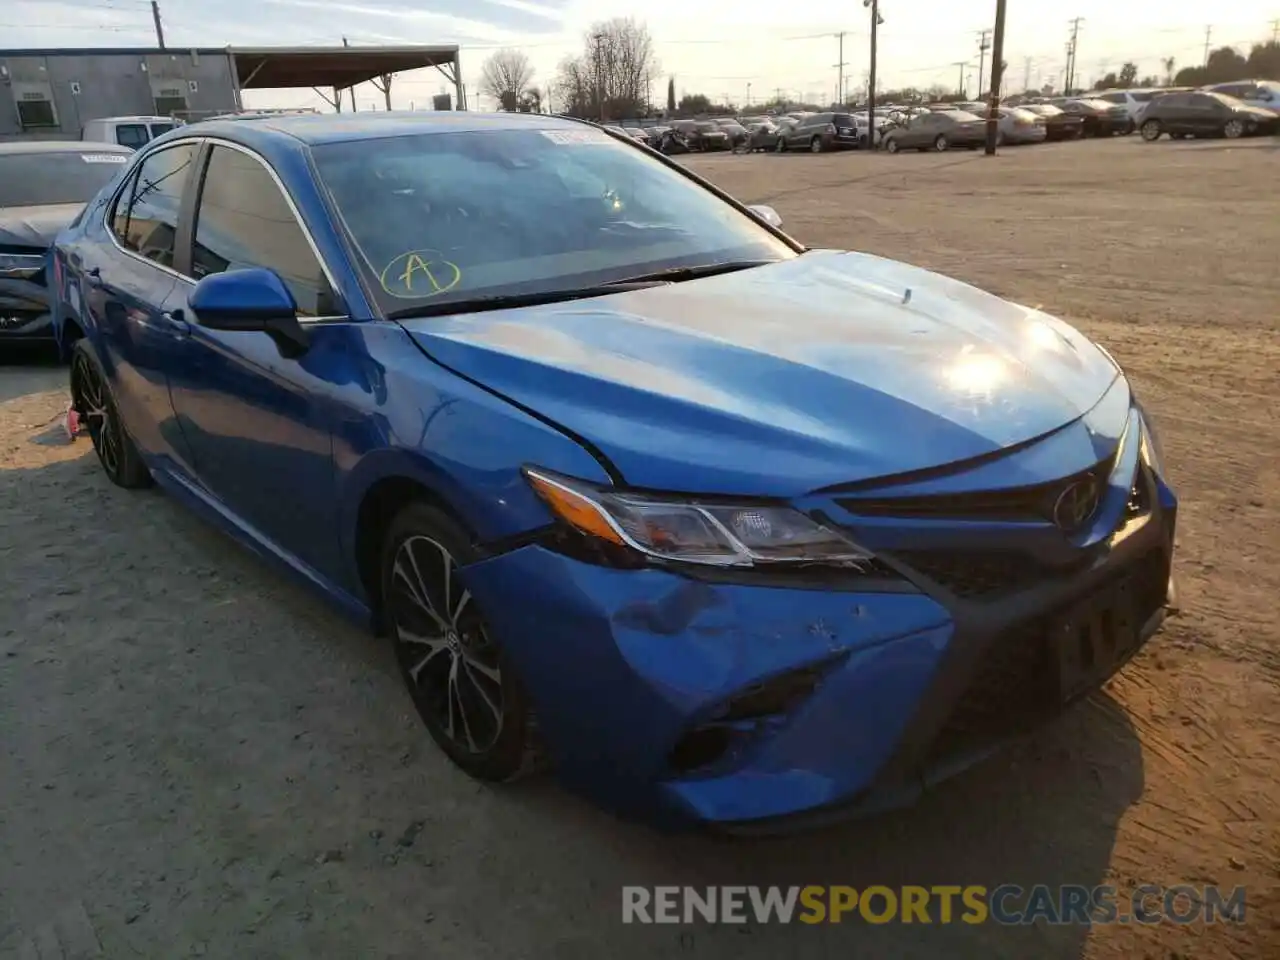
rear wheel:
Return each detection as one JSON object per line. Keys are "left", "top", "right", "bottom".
{"left": 774, "top": 136, "right": 786, "bottom": 153}
{"left": 381, "top": 502, "right": 543, "bottom": 782}
{"left": 1223, "top": 119, "right": 1245, "bottom": 139}
{"left": 1140, "top": 119, "right": 1163, "bottom": 141}
{"left": 885, "top": 137, "right": 900, "bottom": 154}
{"left": 809, "top": 136, "right": 823, "bottom": 153}
{"left": 70, "top": 339, "right": 151, "bottom": 489}
{"left": 933, "top": 134, "right": 949, "bottom": 152}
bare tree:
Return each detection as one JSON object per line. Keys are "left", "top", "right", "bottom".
{"left": 480, "top": 48, "right": 535, "bottom": 112}
{"left": 553, "top": 18, "right": 658, "bottom": 120}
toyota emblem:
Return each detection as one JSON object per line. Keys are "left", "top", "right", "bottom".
{"left": 1052, "top": 478, "right": 1101, "bottom": 532}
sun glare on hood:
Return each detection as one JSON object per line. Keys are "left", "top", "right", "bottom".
{"left": 945, "top": 346, "right": 1008, "bottom": 397}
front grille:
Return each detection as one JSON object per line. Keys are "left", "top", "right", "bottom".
{"left": 924, "top": 549, "right": 1168, "bottom": 764}
{"left": 837, "top": 455, "right": 1115, "bottom": 526}
{"left": 893, "top": 549, "right": 1093, "bottom": 598}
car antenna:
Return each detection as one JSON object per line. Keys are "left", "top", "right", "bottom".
{"left": 902, "top": 287, "right": 913, "bottom": 305}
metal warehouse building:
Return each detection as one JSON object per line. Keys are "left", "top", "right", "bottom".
{"left": 0, "top": 45, "right": 464, "bottom": 141}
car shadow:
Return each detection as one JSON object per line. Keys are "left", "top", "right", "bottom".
{"left": 0, "top": 344, "right": 63, "bottom": 404}
{"left": 0, "top": 447, "right": 1146, "bottom": 960}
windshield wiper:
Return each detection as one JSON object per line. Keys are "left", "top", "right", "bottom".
{"left": 601, "top": 259, "right": 777, "bottom": 285}
{"left": 384, "top": 281, "right": 664, "bottom": 321}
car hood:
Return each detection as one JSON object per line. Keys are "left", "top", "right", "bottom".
{"left": 399, "top": 251, "right": 1123, "bottom": 496}
{"left": 0, "top": 203, "right": 83, "bottom": 249}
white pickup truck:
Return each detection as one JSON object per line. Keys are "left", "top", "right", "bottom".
{"left": 80, "top": 116, "right": 181, "bottom": 150}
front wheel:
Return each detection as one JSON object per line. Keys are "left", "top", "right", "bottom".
{"left": 381, "top": 502, "right": 543, "bottom": 782}
{"left": 885, "top": 137, "right": 900, "bottom": 154}
{"left": 809, "top": 136, "right": 824, "bottom": 153}
{"left": 774, "top": 137, "right": 786, "bottom": 153}
{"left": 70, "top": 339, "right": 151, "bottom": 489}
{"left": 933, "top": 134, "right": 949, "bottom": 152}
{"left": 1140, "top": 119, "right": 1163, "bottom": 141}
{"left": 1223, "top": 119, "right": 1245, "bottom": 139}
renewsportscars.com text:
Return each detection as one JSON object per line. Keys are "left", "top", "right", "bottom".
{"left": 621, "top": 884, "right": 1247, "bottom": 925}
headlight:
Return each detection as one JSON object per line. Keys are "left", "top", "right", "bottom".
{"left": 0, "top": 252, "right": 45, "bottom": 280}
{"left": 524, "top": 468, "right": 875, "bottom": 569}
{"left": 1136, "top": 403, "right": 1168, "bottom": 480}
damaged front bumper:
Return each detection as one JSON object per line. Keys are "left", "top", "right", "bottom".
{"left": 0, "top": 255, "right": 53, "bottom": 341}
{"left": 459, "top": 474, "right": 1176, "bottom": 831}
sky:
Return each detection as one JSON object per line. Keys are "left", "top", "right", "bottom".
{"left": 3, "top": 0, "right": 1277, "bottom": 110}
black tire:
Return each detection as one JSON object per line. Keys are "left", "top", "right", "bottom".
{"left": 809, "top": 136, "right": 823, "bottom": 153}
{"left": 933, "top": 134, "right": 949, "bottom": 152}
{"left": 1223, "top": 118, "right": 1245, "bottom": 139}
{"left": 885, "top": 137, "right": 900, "bottom": 154}
{"left": 1139, "top": 119, "right": 1162, "bottom": 141}
{"left": 70, "top": 339, "right": 151, "bottom": 489}
{"left": 774, "top": 136, "right": 786, "bottom": 153}
{"left": 380, "top": 501, "right": 543, "bottom": 782}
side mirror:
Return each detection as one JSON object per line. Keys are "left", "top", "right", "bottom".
{"left": 746, "top": 204, "right": 783, "bottom": 229}
{"left": 188, "top": 267, "right": 309, "bottom": 356}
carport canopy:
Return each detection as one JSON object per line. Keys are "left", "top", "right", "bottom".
{"left": 231, "top": 45, "right": 460, "bottom": 92}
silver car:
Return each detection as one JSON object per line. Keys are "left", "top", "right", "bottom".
{"left": 995, "top": 107, "right": 1048, "bottom": 145}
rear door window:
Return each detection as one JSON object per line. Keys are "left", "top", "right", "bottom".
{"left": 111, "top": 142, "right": 198, "bottom": 268}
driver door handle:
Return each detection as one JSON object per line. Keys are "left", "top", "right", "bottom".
{"left": 162, "top": 309, "right": 191, "bottom": 337}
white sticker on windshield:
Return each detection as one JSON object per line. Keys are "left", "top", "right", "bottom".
{"left": 80, "top": 154, "right": 128, "bottom": 164}
{"left": 539, "top": 129, "right": 612, "bottom": 145}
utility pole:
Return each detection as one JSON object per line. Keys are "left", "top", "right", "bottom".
{"left": 592, "top": 32, "right": 606, "bottom": 122}
{"left": 1023, "top": 56, "right": 1032, "bottom": 92}
{"left": 865, "top": 0, "right": 881, "bottom": 136}
{"left": 746, "top": 81, "right": 752, "bottom": 106}
{"left": 150, "top": 0, "right": 165, "bottom": 48}
{"left": 976, "top": 29, "right": 992, "bottom": 99}
{"left": 833, "top": 32, "right": 849, "bottom": 108}
{"left": 1065, "top": 17, "right": 1084, "bottom": 94}
{"left": 953, "top": 60, "right": 968, "bottom": 97}
{"left": 1203, "top": 24, "right": 1213, "bottom": 65}
{"left": 984, "top": 0, "right": 1007, "bottom": 155}
{"left": 1271, "top": 18, "right": 1279, "bottom": 43}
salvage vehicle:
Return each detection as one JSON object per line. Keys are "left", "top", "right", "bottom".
{"left": 1139, "top": 91, "right": 1278, "bottom": 140}
{"left": 0, "top": 140, "right": 132, "bottom": 345}
{"left": 51, "top": 112, "right": 1177, "bottom": 831}
{"left": 881, "top": 111, "right": 987, "bottom": 153}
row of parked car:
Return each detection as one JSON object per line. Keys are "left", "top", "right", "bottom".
{"left": 607, "top": 77, "right": 1280, "bottom": 158}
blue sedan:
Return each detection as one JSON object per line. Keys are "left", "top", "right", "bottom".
{"left": 50, "top": 112, "right": 1176, "bottom": 831}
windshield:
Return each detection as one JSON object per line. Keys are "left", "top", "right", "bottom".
{"left": 695, "top": 122, "right": 719, "bottom": 132}
{"left": 0, "top": 150, "right": 130, "bottom": 207}
{"left": 949, "top": 111, "right": 982, "bottom": 122}
{"left": 313, "top": 127, "right": 794, "bottom": 315}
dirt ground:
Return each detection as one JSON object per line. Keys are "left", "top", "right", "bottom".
{"left": 1, "top": 136, "right": 1277, "bottom": 959}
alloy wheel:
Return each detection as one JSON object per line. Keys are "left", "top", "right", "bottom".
{"left": 810, "top": 137, "right": 823, "bottom": 153}
{"left": 72, "top": 350, "right": 121, "bottom": 478}
{"left": 1140, "top": 120, "right": 1162, "bottom": 141}
{"left": 389, "top": 534, "right": 504, "bottom": 754}
{"left": 1223, "top": 119, "right": 1244, "bottom": 139}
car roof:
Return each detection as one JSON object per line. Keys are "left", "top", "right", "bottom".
{"left": 0, "top": 139, "right": 132, "bottom": 155}
{"left": 184, "top": 110, "right": 604, "bottom": 146}
{"left": 86, "top": 116, "right": 175, "bottom": 123}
